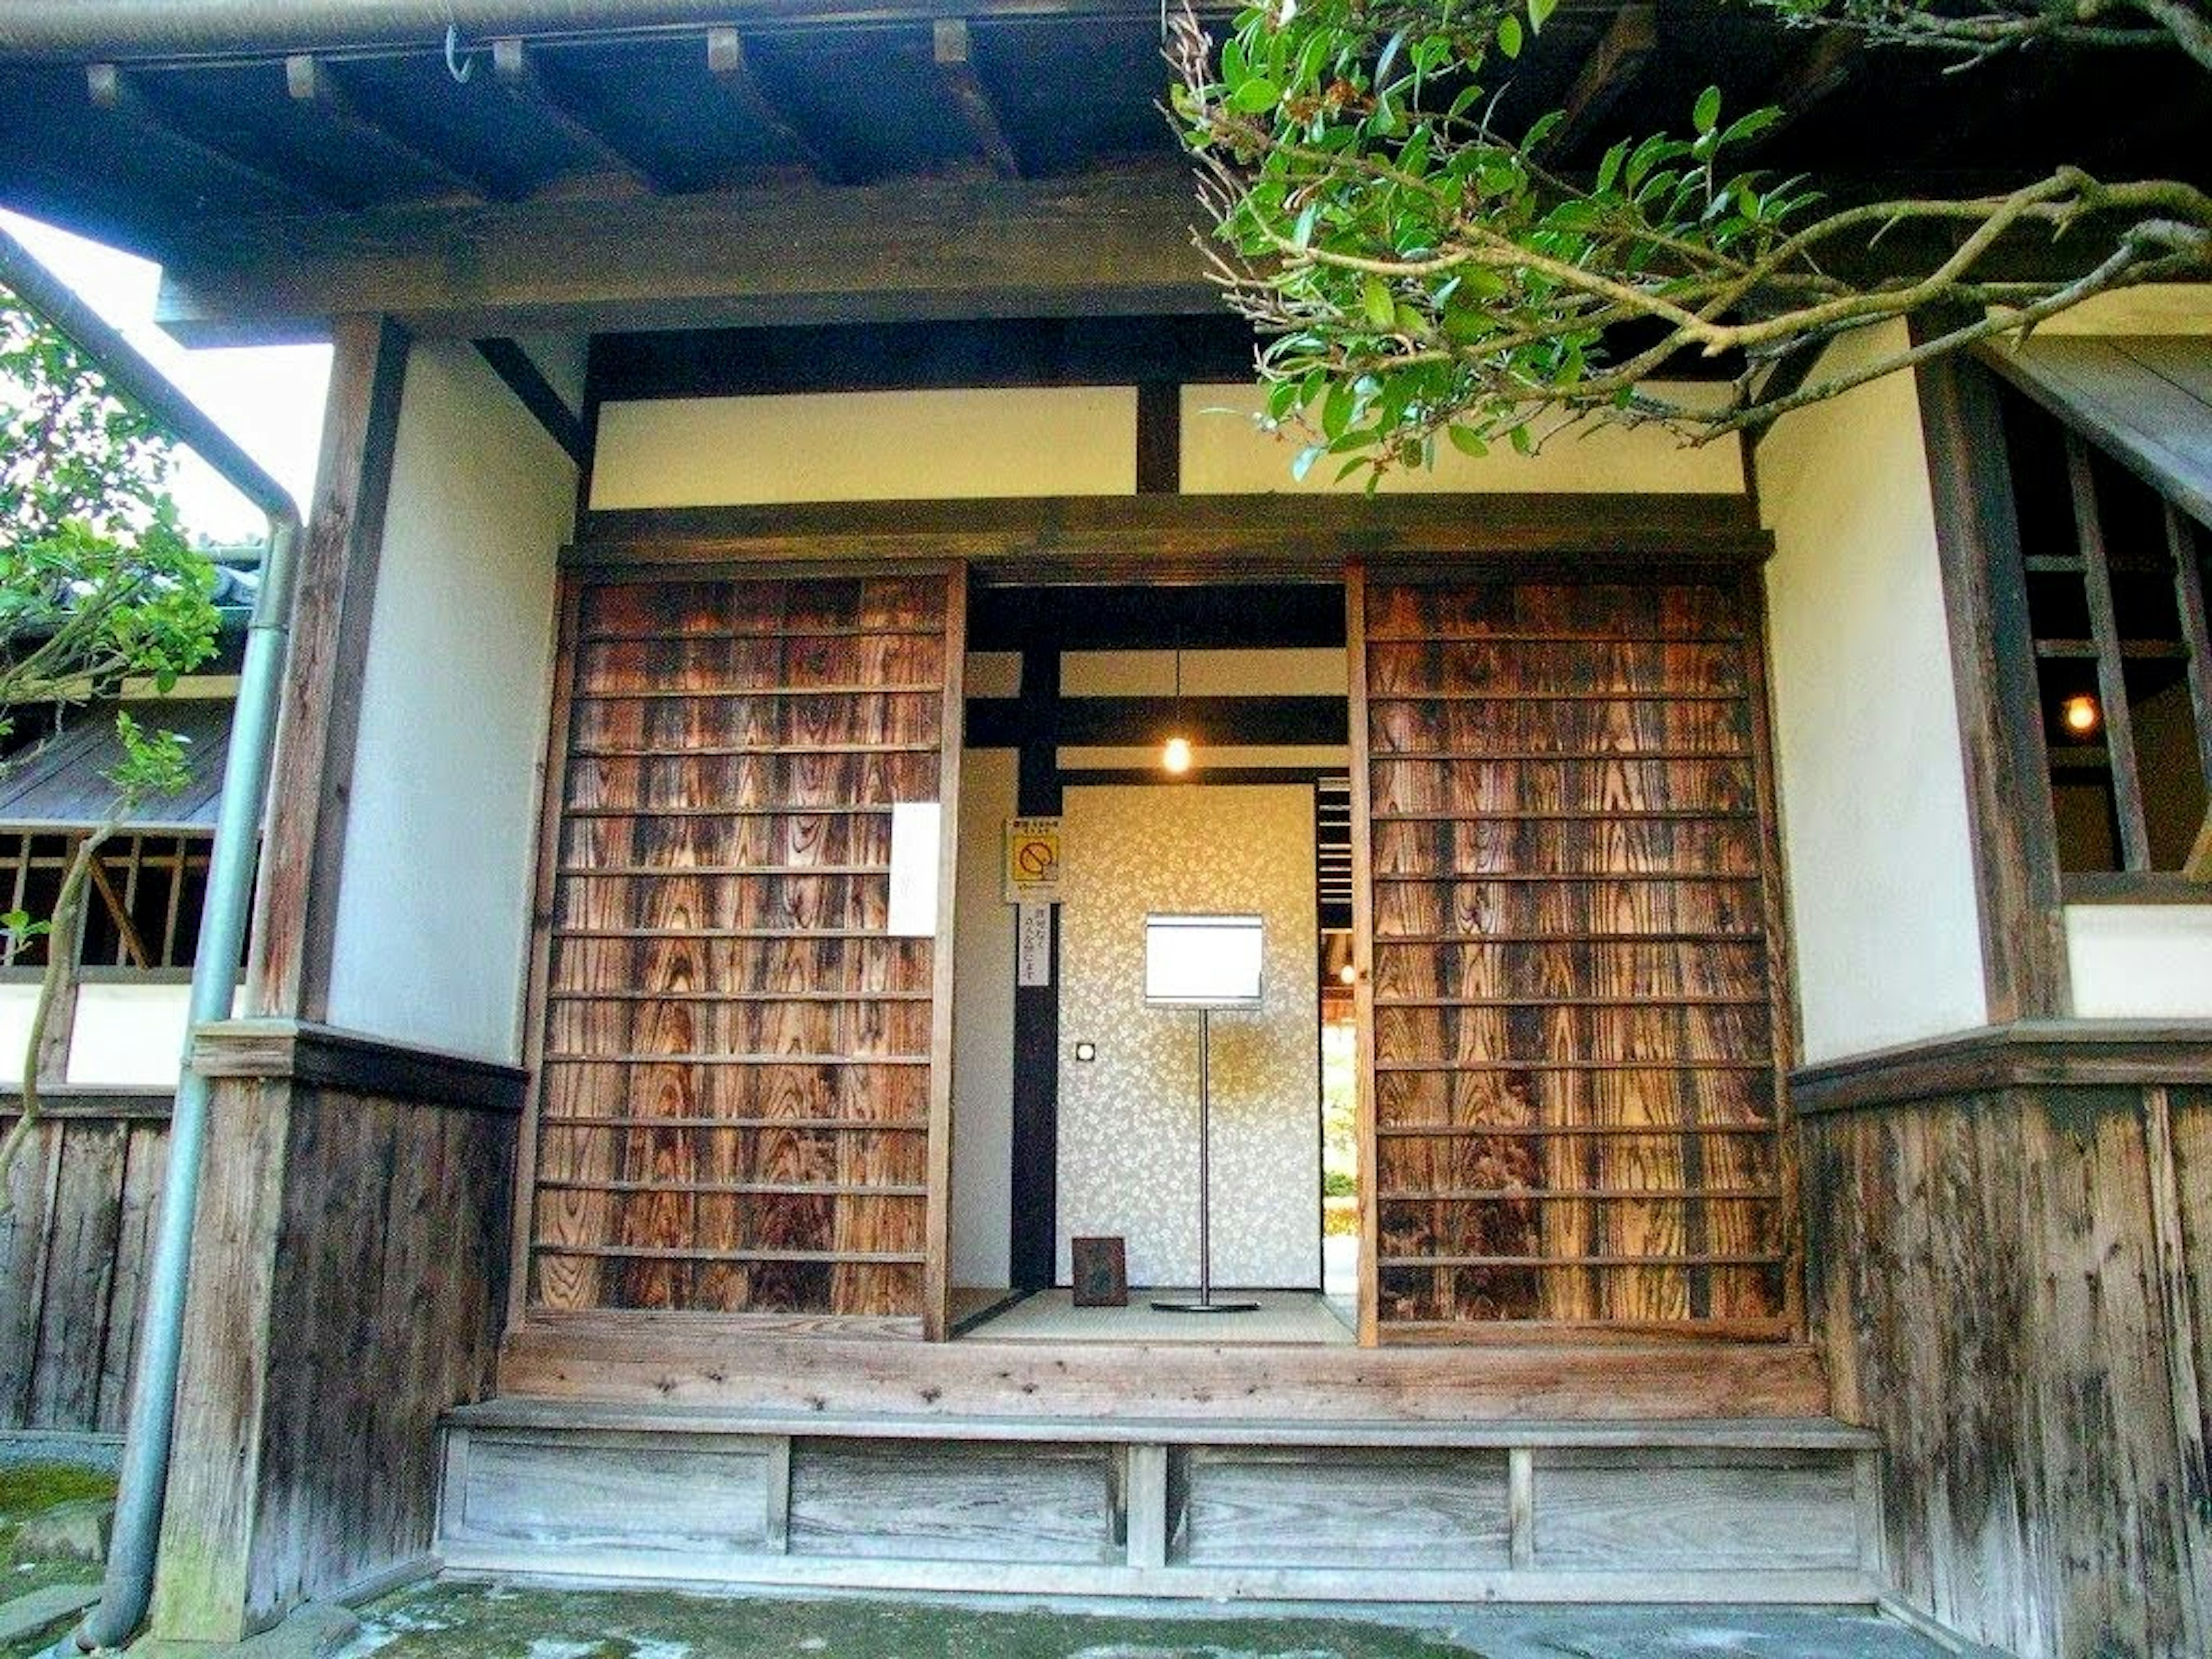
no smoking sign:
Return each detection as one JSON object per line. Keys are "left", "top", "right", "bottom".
{"left": 1002, "top": 816, "right": 1063, "bottom": 904}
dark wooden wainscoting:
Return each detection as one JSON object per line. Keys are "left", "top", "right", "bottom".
{"left": 1796, "top": 1035, "right": 2211, "bottom": 1659}
{"left": 0, "top": 1090, "right": 169, "bottom": 1436}
{"left": 516, "top": 567, "right": 964, "bottom": 1335}
{"left": 1351, "top": 571, "right": 1793, "bottom": 1343}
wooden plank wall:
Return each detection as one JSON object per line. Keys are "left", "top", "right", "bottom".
{"left": 522, "top": 571, "right": 958, "bottom": 1325}
{"left": 1802, "top": 1085, "right": 2211, "bottom": 1659}
{"left": 152, "top": 1070, "right": 516, "bottom": 1641}
{"left": 0, "top": 1099, "right": 169, "bottom": 1434}
{"left": 1355, "top": 575, "right": 1790, "bottom": 1337}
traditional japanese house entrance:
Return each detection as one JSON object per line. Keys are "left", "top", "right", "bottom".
{"left": 456, "top": 542, "right": 1867, "bottom": 1601}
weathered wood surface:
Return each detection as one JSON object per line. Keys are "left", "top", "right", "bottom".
{"left": 0, "top": 1093, "right": 170, "bottom": 1434}
{"left": 790, "top": 1441, "right": 1113, "bottom": 1563}
{"left": 1356, "top": 577, "right": 1791, "bottom": 1332}
{"left": 571, "top": 495, "right": 1770, "bottom": 578}
{"left": 1802, "top": 1084, "right": 2211, "bottom": 1659}
{"left": 1183, "top": 1448, "right": 1510, "bottom": 1568}
{"left": 498, "top": 1312, "right": 1833, "bottom": 1419}
{"left": 521, "top": 570, "right": 961, "bottom": 1320}
{"left": 149, "top": 1062, "right": 515, "bottom": 1643}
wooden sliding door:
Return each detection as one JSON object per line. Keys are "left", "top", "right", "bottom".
{"left": 1350, "top": 569, "right": 1792, "bottom": 1342}
{"left": 518, "top": 566, "right": 963, "bottom": 1338}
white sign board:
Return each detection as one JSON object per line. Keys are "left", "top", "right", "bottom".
{"left": 886, "top": 802, "right": 941, "bottom": 937}
{"left": 1017, "top": 902, "right": 1053, "bottom": 987}
{"left": 1143, "top": 913, "right": 1265, "bottom": 1008}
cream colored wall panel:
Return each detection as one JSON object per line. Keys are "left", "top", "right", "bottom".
{"left": 1056, "top": 783, "right": 1320, "bottom": 1289}
{"left": 592, "top": 387, "right": 1137, "bottom": 507}
{"left": 1759, "top": 322, "right": 1990, "bottom": 1063}
{"left": 2029, "top": 285, "right": 2212, "bottom": 335}
{"left": 2065, "top": 906, "right": 2212, "bottom": 1018}
{"left": 0, "top": 984, "right": 39, "bottom": 1086}
{"left": 63, "top": 983, "right": 194, "bottom": 1087}
{"left": 1062, "top": 648, "right": 1349, "bottom": 699}
{"left": 325, "top": 343, "right": 573, "bottom": 1062}
{"left": 952, "top": 747, "right": 1018, "bottom": 1290}
{"left": 1180, "top": 382, "right": 1744, "bottom": 494}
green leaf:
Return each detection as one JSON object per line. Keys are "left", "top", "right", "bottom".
{"left": 1447, "top": 425, "right": 1490, "bottom": 459}
{"left": 1291, "top": 445, "right": 1325, "bottom": 483}
{"left": 1528, "top": 0, "right": 1559, "bottom": 30}
{"left": 1510, "top": 423, "right": 1535, "bottom": 455}
{"left": 1230, "top": 77, "right": 1281, "bottom": 114}
{"left": 1594, "top": 138, "right": 1629, "bottom": 196}
{"left": 1290, "top": 200, "right": 1319, "bottom": 252}
{"left": 1693, "top": 85, "right": 1722, "bottom": 135}
{"left": 1497, "top": 14, "right": 1523, "bottom": 58}
{"left": 1362, "top": 275, "right": 1397, "bottom": 330}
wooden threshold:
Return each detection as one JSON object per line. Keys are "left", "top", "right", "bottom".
{"left": 497, "top": 1314, "right": 1834, "bottom": 1420}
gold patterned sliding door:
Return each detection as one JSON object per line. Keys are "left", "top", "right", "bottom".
{"left": 1350, "top": 570, "right": 1793, "bottom": 1342}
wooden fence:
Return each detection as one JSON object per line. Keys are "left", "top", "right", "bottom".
{"left": 1, "top": 1090, "right": 169, "bottom": 1435}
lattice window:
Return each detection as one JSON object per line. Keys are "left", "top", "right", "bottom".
{"left": 0, "top": 831, "right": 210, "bottom": 973}
{"left": 1998, "top": 386, "right": 2212, "bottom": 881}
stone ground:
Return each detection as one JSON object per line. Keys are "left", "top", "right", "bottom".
{"left": 336, "top": 1579, "right": 1966, "bottom": 1659}
{"left": 0, "top": 1460, "right": 113, "bottom": 1657}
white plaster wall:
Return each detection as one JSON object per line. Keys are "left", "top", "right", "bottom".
{"left": 2066, "top": 907, "right": 2212, "bottom": 1018}
{"left": 950, "top": 747, "right": 1017, "bottom": 1289}
{"left": 1758, "top": 323, "right": 1990, "bottom": 1062}
{"left": 591, "top": 387, "right": 1136, "bottom": 507}
{"left": 0, "top": 985, "right": 38, "bottom": 1086}
{"left": 1056, "top": 784, "right": 1320, "bottom": 1289}
{"left": 1181, "top": 382, "right": 1744, "bottom": 494}
{"left": 64, "top": 983, "right": 195, "bottom": 1086}
{"left": 323, "top": 343, "right": 573, "bottom": 1061}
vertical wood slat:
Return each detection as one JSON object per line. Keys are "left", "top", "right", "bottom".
{"left": 518, "top": 567, "right": 960, "bottom": 1324}
{"left": 923, "top": 570, "right": 968, "bottom": 1341}
{"left": 1354, "top": 575, "right": 1789, "bottom": 1334}
{"left": 2169, "top": 506, "right": 2212, "bottom": 790}
{"left": 1345, "top": 563, "right": 1382, "bottom": 1349}
{"left": 2066, "top": 432, "right": 2152, "bottom": 871}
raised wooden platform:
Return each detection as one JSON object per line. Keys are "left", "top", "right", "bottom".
{"left": 437, "top": 1396, "right": 1884, "bottom": 1604}
{"left": 495, "top": 1313, "right": 1836, "bottom": 1421}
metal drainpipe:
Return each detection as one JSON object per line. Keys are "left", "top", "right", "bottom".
{"left": 0, "top": 228, "right": 304, "bottom": 1653}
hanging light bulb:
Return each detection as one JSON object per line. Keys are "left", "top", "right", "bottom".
{"left": 2062, "top": 694, "right": 2101, "bottom": 736}
{"left": 1161, "top": 637, "right": 1194, "bottom": 774}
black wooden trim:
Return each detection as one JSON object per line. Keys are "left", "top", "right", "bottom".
{"left": 191, "top": 1018, "right": 528, "bottom": 1114}
{"left": 476, "top": 338, "right": 589, "bottom": 468}
{"left": 569, "top": 494, "right": 1770, "bottom": 572}
{"left": 1136, "top": 380, "right": 1181, "bottom": 494}
{"left": 1057, "top": 765, "right": 1347, "bottom": 786}
{"left": 1791, "top": 1020, "right": 2212, "bottom": 1115}
{"left": 972, "top": 695, "right": 1348, "bottom": 748}
{"left": 589, "top": 317, "right": 1254, "bottom": 402}
{"left": 1914, "top": 346, "right": 2071, "bottom": 1020}
{"left": 1010, "top": 645, "right": 1061, "bottom": 1291}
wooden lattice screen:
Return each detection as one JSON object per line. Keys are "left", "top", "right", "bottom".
{"left": 1352, "top": 572, "right": 1793, "bottom": 1339}
{"left": 521, "top": 569, "right": 960, "bottom": 1332}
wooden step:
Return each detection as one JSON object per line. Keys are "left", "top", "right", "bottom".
{"left": 436, "top": 1397, "right": 1886, "bottom": 1607}
{"left": 496, "top": 1312, "right": 1836, "bottom": 1421}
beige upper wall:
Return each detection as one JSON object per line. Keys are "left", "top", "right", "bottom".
{"left": 1181, "top": 382, "right": 1745, "bottom": 494}
{"left": 1758, "top": 321, "right": 1990, "bottom": 1063}
{"left": 2021, "top": 283, "right": 2212, "bottom": 335}
{"left": 592, "top": 387, "right": 1138, "bottom": 506}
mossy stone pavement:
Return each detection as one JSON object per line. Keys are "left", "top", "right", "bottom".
{"left": 0, "top": 1461, "right": 112, "bottom": 1657}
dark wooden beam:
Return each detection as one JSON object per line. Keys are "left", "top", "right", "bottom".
{"left": 85, "top": 62, "right": 335, "bottom": 211}
{"left": 1791, "top": 1020, "right": 2212, "bottom": 1115}
{"left": 933, "top": 18, "right": 1021, "bottom": 180}
{"left": 1135, "top": 380, "right": 1181, "bottom": 494}
{"left": 248, "top": 315, "right": 412, "bottom": 1021}
{"left": 1913, "top": 347, "right": 2071, "bottom": 1021}
{"left": 283, "top": 54, "right": 495, "bottom": 204}
{"left": 490, "top": 36, "right": 664, "bottom": 195}
{"left": 1536, "top": 2, "right": 1656, "bottom": 162}
{"left": 704, "top": 25, "right": 831, "bottom": 182}
{"left": 1009, "top": 643, "right": 1059, "bottom": 1291}
{"left": 474, "top": 338, "right": 589, "bottom": 467}
{"left": 153, "top": 165, "right": 1214, "bottom": 344}
{"left": 568, "top": 493, "right": 1771, "bottom": 579}
{"left": 1749, "top": 27, "right": 1861, "bottom": 153}
{"left": 972, "top": 695, "right": 1349, "bottom": 747}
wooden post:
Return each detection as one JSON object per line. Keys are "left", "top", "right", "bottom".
{"left": 246, "top": 315, "right": 411, "bottom": 1020}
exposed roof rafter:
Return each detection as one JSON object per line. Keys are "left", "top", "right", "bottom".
{"left": 705, "top": 25, "right": 832, "bottom": 183}
{"left": 1535, "top": 2, "right": 1657, "bottom": 164}
{"left": 283, "top": 54, "right": 497, "bottom": 204}
{"left": 490, "top": 36, "right": 666, "bottom": 195}
{"left": 933, "top": 18, "right": 1021, "bottom": 180}
{"left": 85, "top": 60, "right": 338, "bottom": 211}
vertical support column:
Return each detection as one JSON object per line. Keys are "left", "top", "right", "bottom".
{"left": 1009, "top": 645, "right": 1062, "bottom": 1289}
{"left": 763, "top": 1437, "right": 793, "bottom": 1555}
{"left": 247, "top": 315, "right": 411, "bottom": 1021}
{"left": 1508, "top": 1447, "right": 1535, "bottom": 1571}
{"left": 1125, "top": 1443, "right": 1170, "bottom": 1571}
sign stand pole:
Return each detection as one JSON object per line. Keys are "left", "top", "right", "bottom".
{"left": 1152, "top": 1007, "right": 1259, "bottom": 1315}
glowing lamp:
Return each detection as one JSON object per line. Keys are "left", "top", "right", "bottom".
{"left": 2062, "top": 694, "right": 2101, "bottom": 736}
{"left": 1161, "top": 734, "right": 1194, "bottom": 774}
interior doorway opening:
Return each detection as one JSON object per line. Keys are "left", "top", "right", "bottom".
{"left": 947, "top": 578, "right": 1356, "bottom": 1344}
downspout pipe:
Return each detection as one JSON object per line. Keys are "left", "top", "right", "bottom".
{"left": 1, "top": 227, "right": 302, "bottom": 1653}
